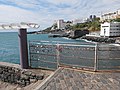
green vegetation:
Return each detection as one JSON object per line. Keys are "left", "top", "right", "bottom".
{"left": 111, "top": 18, "right": 120, "bottom": 22}
{"left": 71, "top": 17, "right": 100, "bottom": 32}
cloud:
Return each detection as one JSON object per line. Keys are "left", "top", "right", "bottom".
{"left": 0, "top": 0, "right": 120, "bottom": 30}
{"left": 0, "top": 4, "right": 56, "bottom": 29}
{"left": 46, "top": 0, "right": 79, "bottom": 5}
{"left": 0, "top": 5, "right": 37, "bottom": 22}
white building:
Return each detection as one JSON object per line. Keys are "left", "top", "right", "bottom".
{"left": 72, "top": 18, "right": 88, "bottom": 25}
{"left": 100, "top": 22, "right": 120, "bottom": 37}
{"left": 100, "top": 9, "right": 120, "bottom": 22}
{"left": 57, "top": 19, "right": 66, "bottom": 30}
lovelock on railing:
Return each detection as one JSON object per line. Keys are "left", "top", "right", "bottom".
{"left": 29, "top": 41, "right": 120, "bottom": 71}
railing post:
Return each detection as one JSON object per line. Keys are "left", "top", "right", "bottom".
{"left": 94, "top": 43, "right": 98, "bottom": 71}
{"left": 56, "top": 44, "right": 60, "bottom": 68}
{"left": 28, "top": 41, "right": 31, "bottom": 68}
{"left": 18, "top": 28, "right": 29, "bottom": 69}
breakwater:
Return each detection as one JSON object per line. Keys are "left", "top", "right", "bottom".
{"left": 0, "top": 62, "right": 44, "bottom": 87}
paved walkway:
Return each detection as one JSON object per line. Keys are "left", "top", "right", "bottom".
{"left": 35, "top": 67, "right": 120, "bottom": 90}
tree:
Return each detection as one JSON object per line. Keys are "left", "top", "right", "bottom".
{"left": 112, "top": 18, "right": 120, "bottom": 22}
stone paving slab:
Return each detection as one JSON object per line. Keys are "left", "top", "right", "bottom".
{"left": 35, "top": 67, "right": 120, "bottom": 90}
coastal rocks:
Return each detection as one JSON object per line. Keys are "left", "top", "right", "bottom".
{"left": 48, "top": 33, "right": 69, "bottom": 38}
{"left": 0, "top": 65, "right": 44, "bottom": 87}
{"left": 48, "top": 30, "right": 89, "bottom": 39}
{"left": 81, "top": 36, "right": 116, "bottom": 43}
{"left": 68, "top": 30, "right": 89, "bottom": 39}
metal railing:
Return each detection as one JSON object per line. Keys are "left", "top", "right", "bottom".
{"left": 29, "top": 41, "right": 120, "bottom": 71}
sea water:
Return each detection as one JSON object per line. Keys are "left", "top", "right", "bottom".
{"left": 0, "top": 32, "right": 87, "bottom": 64}
{"left": 0, "top": 32, "right": 19, "bottom": 64}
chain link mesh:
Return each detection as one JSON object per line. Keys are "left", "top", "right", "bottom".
{"left": 29, "top": 41, "right": 120, "bottom": 71}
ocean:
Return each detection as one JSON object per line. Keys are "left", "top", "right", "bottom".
{"left": 0, "top": 32, "right": 87, "bottom": 64}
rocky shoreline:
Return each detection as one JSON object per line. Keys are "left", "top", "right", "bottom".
{"left": 81, "top": 36, "right": 116, "bottom": 43}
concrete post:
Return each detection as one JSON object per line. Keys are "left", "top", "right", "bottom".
{"left": 18, "top": 29, "right": 29, "bottom": 69}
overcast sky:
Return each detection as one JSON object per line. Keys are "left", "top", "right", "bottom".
{"left": 0, "top": 0, "right": 120, "bottom": 30}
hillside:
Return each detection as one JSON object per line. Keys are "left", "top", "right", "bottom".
{"left": 42, "top": 17, "right": 100, "bottom": 33}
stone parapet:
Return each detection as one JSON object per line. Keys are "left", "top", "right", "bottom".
{"left": 0, "top": 63, "right": 44, "bottom": 87}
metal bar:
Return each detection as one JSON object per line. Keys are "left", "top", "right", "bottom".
{"left": 30, "top": 53, "right": 94, "bottom": 60}
{"left": 28, "top": 41, "right": 32, "bottom": 68}
{"left": 94, "top": 43, "right": 98, "bottom": 71}
{"left": 18, "top": 29, "right": 29, "bottom": 69}
{"left": 59, "top": 55, "right": 94, "bottom": 60}
{"left": 31, "top": 60, "right": 57, "bottom": 64}
{"left": 56, "top": 44, "right": 60, "bottom": 68}
{"left": 99, "top": 58, "right": 120, "bottom": 60}
{"left": 60, "top": 63, "right": 94, "bottom": 69}
{"left": 30, "top": 53, "right": 57, "bottom": 56}
{"left": 29, "top": 40, "right": 95, "bottom": 47}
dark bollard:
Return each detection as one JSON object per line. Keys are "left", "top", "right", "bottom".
{"left": 18, "top": 29, "right": 29, "bottom": 69}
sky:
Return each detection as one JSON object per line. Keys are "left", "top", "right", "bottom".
{"left": 0, "top": 0, "right": 120, "bottom": 31}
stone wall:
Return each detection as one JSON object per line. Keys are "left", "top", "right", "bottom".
{"left": 0, "top": 65, "right": 44, "bottom": 87}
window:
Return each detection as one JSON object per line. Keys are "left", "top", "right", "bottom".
{"left": 102, "top": 26, "right": 109, "bottom": 27}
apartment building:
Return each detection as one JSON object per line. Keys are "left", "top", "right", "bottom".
{"left": 57, "top": 19, "right": 66, "bottom": 30}
{"left": 101, "top": 9, "right": 120, "bottom": 22}
{"left": 100, "top": 22, "right": 120, "bottom": 37}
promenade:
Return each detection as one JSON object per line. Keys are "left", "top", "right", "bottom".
{"left": 35, "top": 67, "right": 120, "bottom": 90}
{"left": 0, "top": 62, "right": 119, "bottom": 90}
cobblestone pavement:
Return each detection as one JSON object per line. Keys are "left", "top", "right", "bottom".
{"left": 36, "top": 68, "right": 120, "bottom": 90}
